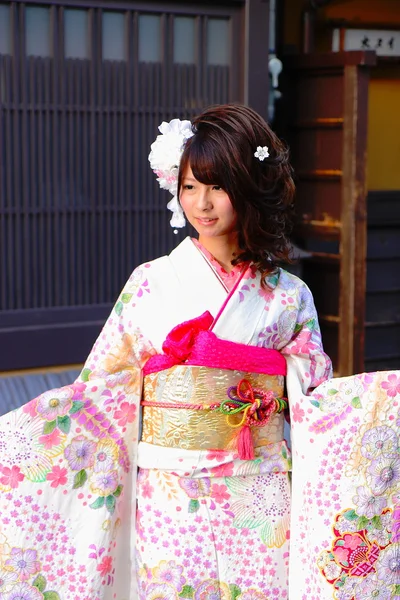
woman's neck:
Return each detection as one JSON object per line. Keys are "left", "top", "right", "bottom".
{"left": 198, "top": 235, "right": 239, "bottom": 273}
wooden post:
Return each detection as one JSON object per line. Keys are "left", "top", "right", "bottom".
{"left": 340, "top": 64, "right": 369, "bottom": 375}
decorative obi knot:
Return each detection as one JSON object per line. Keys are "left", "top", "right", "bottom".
{"left": 161, "top": 311, "right": 214, "bottom": 362}
{"left": 143, "top": 312, "right": 287, "bottom": 377}
{"left": 215, "top": 379, "right": 287, "bottom": 460}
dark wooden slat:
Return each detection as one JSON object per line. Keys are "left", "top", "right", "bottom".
{"left": 293, "top": 118, "right": 344, "bottom": 129}
{"left": 2, "top": 0, "right": 247, "bottom": 369}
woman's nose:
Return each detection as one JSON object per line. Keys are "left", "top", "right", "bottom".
{"left": 195, "top": 188, "right": 212, "bottom": 210}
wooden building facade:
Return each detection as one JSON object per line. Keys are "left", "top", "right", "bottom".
{"left": 279, "top": 0, "right": 400, "bottom": 375}
{"left": 0, "top": 0, "right": 270, "bottom": 371}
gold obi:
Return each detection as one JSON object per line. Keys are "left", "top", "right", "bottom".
{"left": 141, "top": 365, "right": 285, "bottom": 451}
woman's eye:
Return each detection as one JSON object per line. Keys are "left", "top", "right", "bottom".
{"left": 212, "top": 185, "right": 222, "bottom": 191}
{"left": 183, "top": 184, "right": 194, "bottom": 190}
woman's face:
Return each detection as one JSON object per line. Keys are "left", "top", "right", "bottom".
{"left": 179, "top": 166, "right": 237, "bottom": 243}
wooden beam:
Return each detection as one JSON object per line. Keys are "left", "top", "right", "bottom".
{"left": 338, "top": 64, "right": 368, "bottom": 375}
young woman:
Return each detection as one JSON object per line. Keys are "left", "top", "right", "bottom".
{"left": 0, "top": 104, "right": 398, "bottom": 600}
{"left": 133, "top": 104, "right": 332, "bottom": 599}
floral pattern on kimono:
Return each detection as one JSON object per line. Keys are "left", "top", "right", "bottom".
{"left": 288, "top": 370, "right": 400, "bottom": 600}
{"left": 0, "top": 237, "right": 333, "bottom": 600}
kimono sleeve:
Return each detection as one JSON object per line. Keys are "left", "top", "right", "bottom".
{"left": 280, "top": 281, "right": 333, "bottom": 395}
{"left": 78, "top": 263, "right": 156, "bottom": 382}
{"left": 0, "top": 264, "right": 155, "bottom": 600}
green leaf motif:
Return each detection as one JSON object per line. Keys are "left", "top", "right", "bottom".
{"left": 310, "top": 400, "right": 320, "bottom": 408}
{"left": 57, "top": 415, "right": 71, "bottom": 435}
{"left": 121, "top": 293, "right": 133, "bottom": 304}
{"left": 73, "top": 469, "right": 87, "bottom": 489}
{"left": 327, "top": 389, "right": 339, "bottom": 396}
{"left": 351, "top": 396, "right": 362, "bottom": 409}
{"left": 371, "top": 515, "right": 382, "bottom": 530}
{"left": 188, "top": 499, "right": 200, "bottom": 513}
{"left": 43, "top": 420, "right": 57, "bottom": 435}
{"left": 357, "top": 516, "right": 370, "bottom": 531}
{"left": 179, "top": 585, "right": 195, "bottom": 599}
{"left": 305, "top": 318, "right": 316, "bottom": 331}
{"left": 69, "top": 401, "right": 84, "bottom": 415}
{"left": 106, "top": 495, "right": 116, "bottom": 514}
{"left": 81, "top": 368, "right": 91, "bottom": 382}
{"left": 229, "top": 584, "right": 241, "bottom": 600}
{"left": 335, "top": 540, "right": 345, "bottom": 546}
{"left": 43, "top": 592, "right": 61, "bottom": 600}
{"left": 90, "top": 496, "right": 105, "bottom": 509}
{"left": 394, "top": 585, "right": 400, "bottom": 595}
{"left": 115, "top": 301, "right": 123, "bottom": 316}
{"left": 113, "top": 485, "right": 123, "bottom": 498}
{"left": 33, "top": 575, "right": 47, "bottom": 592}
{"left": 281, "top": 446, "right": 287, "bottom": 459}
{"left": 343, "top": 509, "right": 359, "bottom": 521}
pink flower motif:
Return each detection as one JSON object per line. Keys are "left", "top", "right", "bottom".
{"left": 332, "top": 546, "right": 349, "bottom": 565}
{"left": 141, "top": 481, "right": 154, "bottom": 499}
{"left": 97, "top": 556, "right": 113, "bottom": 577}
{"left": 240, "top": 591, "right": 266, "bottom": 600}
{"left": 113, "top": 402, "right": 136, "bottom": 427}
{"left": 211, "top": 484, "right": 230, "bottom": 504}
{"left": 343, "top": 533, "right": 363, "bottom": 550}
{"left": 257, "top": 286, "right": 274, "bottom": 307}
{"left": 0, "top": 465, "right": 25, "bottom": 489}
{"left": 210, "top": 462, "right": 234, "bottom": 477}
{"left": 292, "top": 403, "right": 305, "bottom": 424}
{"left": 205, "top": 449, "right": 228, "bottom": 461}
{"left": 5, "top": 548, "right": 41, "bottom": 581}
{"left": 70, "top": 382, "right": 87, "bottom": 396}
{"left": 39, "top": 429, "right": 63, "bottom": 450}
{"left": 382, "top": 373, "right": 400, "bottom": 398}
{"left": 46, "top": 466, "right": 68, "bottom": 488}
{"left": 22, "top": 400, "right": 38, "bottom": 418}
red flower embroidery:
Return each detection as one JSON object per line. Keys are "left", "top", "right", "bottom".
{"left": 97, "top": 556, "right": 113, "bottom": 577}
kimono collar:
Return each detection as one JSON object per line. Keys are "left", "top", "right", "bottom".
{"left": 192, "top": 238, "right": 280, "bottom": 292}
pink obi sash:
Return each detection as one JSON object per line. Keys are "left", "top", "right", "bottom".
{"left": 143, "top": 311, "right": 287, "bottom": 377}
{"left": 142, "top": 313, "right": 287, "bottom": 460}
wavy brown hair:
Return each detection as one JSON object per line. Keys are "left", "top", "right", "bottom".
{"left": 178, "top": 103, "right": 295, "bottom": 286}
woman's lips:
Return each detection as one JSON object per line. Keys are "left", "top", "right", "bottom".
{"left": 195, "top": 217, "right": 218, "bottom": 225}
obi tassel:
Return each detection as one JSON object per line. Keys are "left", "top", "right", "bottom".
{"left": 219, "top": 379, "right": 287, "bottom": 461}
{"left": 237, "top": 424, "right": 255, "bottom": 460}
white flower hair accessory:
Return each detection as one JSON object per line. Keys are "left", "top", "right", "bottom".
{"left": 148, "top": 118, "right": 194, "bottom": 229}
{"left": 254, "top": 146, "right": 270, "bottom": 161}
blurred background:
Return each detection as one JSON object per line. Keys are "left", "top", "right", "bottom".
{"left": 1, "top": 0, "right": 399, "bottom": 413}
